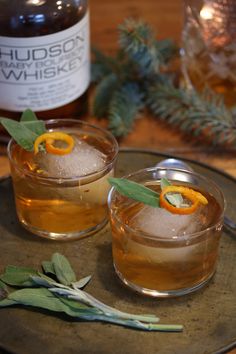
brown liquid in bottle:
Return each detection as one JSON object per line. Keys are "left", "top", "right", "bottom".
{"left": 0, "top": 0, "right": 89, "bottom": 137}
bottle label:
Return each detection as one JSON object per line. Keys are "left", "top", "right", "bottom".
{"left": 0, "top": 12, "right": 90, "bottom": 112}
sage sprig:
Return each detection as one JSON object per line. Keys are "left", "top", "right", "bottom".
{"left": 108, "top": 177, "right": 160, "bottom": 207}
{"left": 109, "top": 177, "right": 183, "bottom": 208}
{"left": 0, "top": 108, "right": 46, "bottom": 151}
{"left": 0, "top": 253, "right": 183, "bottom": 332}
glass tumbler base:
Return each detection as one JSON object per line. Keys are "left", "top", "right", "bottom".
{"left": 19, "top": 217, "right": 108, "bottom": 241}
{"left": 114, "top": 263, "right": 215, "bottom": 298}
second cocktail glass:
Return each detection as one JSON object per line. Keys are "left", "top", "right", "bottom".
{"left": 108, "top": 167, "right": 225, "bottom": 297}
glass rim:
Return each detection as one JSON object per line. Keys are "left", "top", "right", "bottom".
{"left": 7, "top": 118, "right": 119, "bottom": 182}
{"left": 108, "top": 166, "right": 226, "bottom": 241}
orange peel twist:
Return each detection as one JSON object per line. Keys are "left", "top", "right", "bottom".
{"left": 34, "top": 132, "right": 74, "bottom": 155}
{"left": 160, "top": 185, "right": 208, "bottom": 215}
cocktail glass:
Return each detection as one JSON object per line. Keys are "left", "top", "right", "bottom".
{"left": 8, "top": 119, "right": 118, "bottom": 240}
{"left": 108, "top": 167, "right": 225, "bottom": 297}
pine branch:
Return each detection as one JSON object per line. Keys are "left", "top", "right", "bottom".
{"left": 91, "top": 48, "right": 119, "bottom": 83}
{"left": 91, "top": 18, "right": 236, "bottom": 147}
{"left": 108, "top": 83, "right": 144, "bottom": 136}
{"left": 146, "top": 79, "right": 236, "bottom": 145}
{"left": 118, "top": 18, "right": 177, "bottom": 77}
{"left": 93, "top": 73, "right": 119, "bottom": 117}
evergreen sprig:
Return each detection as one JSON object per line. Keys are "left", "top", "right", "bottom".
{"left": 108, "top": 82, "right": 144, "bottom": 136}
{"left": 91, "top": 18, "right": 236, "bottom": 147}
{"left": 118, "top": 18, "right": 177, "bottom": 76}
{"left": 146, "top": 79, "right": 236, "bottom": 145}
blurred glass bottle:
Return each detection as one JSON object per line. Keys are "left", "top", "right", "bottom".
{"left": 181, "top": 0, "right": 236, "bottom": 106}
{"left": 0, "top": 0, "right": 90, "bottom": 125}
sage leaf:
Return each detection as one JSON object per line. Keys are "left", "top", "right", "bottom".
{"left": 42, "top": 261, "right": 56, "bottom": 275}
{"left": 166, "top": 193, "right": 183, "bottom": 208}
{"left": 52, "top": 253, "right": 76, "bottom": 286}
{"left": 21, "top": 120, "right": 46, "bottom": 136}
{"left": 31, "top": 273, "right": 70, "bottom": 290}
{"left": 0, "top": 298, "right": 17, "bottom": 307}
{"left": 20, "top": 108, "right": 38, "bottom": 122}
{"left": 20, "top": 109, "right": 46, "bottom": 135}
{"left": 7, "top": 288, "right": 101, "bottom": 318}
{"left": 160, "top": 178, "right": 183, "bottom": 207}
{"left": 31, "top": 274, "right": 59, "bottom": 288}
{"left": 0, "top": 280, "right": 6, "bottom": 289}
{"left": 160, "top": 177, "right": 171, "bottom": 189}
{"left": 8, "top": 288, "right": 73, "bottom": 314}
{"left": 0, "top": 280, "right": 8, "bottom": 300}
{"left": 72, "top": 275, "right": 92, "bottom": 289}
{"left": 59, "top": 297, "right": 101, "bottom": 314}
{"left": 108, "top": 177, "right": 160, "bottom": 207}
{"left": 0, "top": 118, "right": 37, "bottom": 151}
{"left": 0, "top": 265, "right": 37, "bottom": 287}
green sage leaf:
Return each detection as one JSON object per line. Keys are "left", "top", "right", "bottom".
{"left": 0, "top": 265, "right": 37, "bottom": 287}
{"left": 59, "top": 297, "right": 101, "bottom": 314}
{"left": 0, "top": 280, "right": 8, "bottom": 300}
{"left": 42, "top": 261, "right": 56, "bottom": 275}
{"left": 0, "top": 298, "right": 17, "bottom": 307}
{"left": 0, "top": 118, "right": 37, "bottom": 151}
{"left": 31, "top": 273, "right": 59, "bottom": 288}
{"left": 166, "top": 193, "right": 183, "bottom": 208}
{"left": 160, "top": 177, "right": 171, "bottom": 189}
{"left": 52, "top": 253, "right": 76, "bottom": 286}
{"left": 20, "top": 109, "right": 46, "bottom": 135}
{"left": 21, "top": 120, "right": 46, "bottom": 136}
{"left": 8, "top": 287, "right": 72, "bottom": 313}
{"left": 108, "top": 177, "right": 160, "bottom": 207}
{"left": 160, "top": 178, "right": 184, "bottom": 207}
{"left": 72, "top": 275, "right": 92, "bottom": 289}
{"left": 8, "top": 288, "right": 101, "bottom": 318}
{"left": 20, "top": 108, "right": 38, "bottom": 122}
{"left": 0, "top": 280, "right": 6, "bottom": 289}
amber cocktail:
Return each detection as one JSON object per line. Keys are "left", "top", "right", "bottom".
{"left": 108, "top": 168, "right": 225, "bottom": 297}
{"left": 8, "top": 119, "right": 118, "bottom": 240}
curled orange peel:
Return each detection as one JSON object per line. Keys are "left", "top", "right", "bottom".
{"left": 160, "top": 185, "right": 208, "bottom": 215}
{"left": 34, "top": 132, "right": 74, "bottom": 155}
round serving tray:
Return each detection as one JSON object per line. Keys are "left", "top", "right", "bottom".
{"left": 0, "top": 149, "right": 235, "bottom": 354}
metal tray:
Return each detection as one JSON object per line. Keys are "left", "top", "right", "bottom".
{"left": 0, "top": 149, "right": 235, "bottom": 354}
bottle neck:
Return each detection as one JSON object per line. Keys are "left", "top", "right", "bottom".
{"left": 0, "top": 0, "right": 88, "bottom": 37}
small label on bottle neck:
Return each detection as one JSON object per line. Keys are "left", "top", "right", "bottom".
{"left": 0, "top": 12, "right": 90, "bottom": 112}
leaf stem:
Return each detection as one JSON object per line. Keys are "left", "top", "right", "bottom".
{"left": 75, "top": 314, "right": 183, "bottom": 332}
{"left": 49, "top": 287, "right": 160, "bottom": 323}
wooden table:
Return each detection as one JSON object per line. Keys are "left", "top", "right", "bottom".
{"left": 0, "top": 1, "right": 235, "bottom": 353}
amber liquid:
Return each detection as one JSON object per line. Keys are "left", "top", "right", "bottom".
{"left": 111, "top": 185, "right": 222, "bottom": 295}
{"left": 10, "top": 131, "right": 114, "bottom": 239}
{"left": 182, "top": 1, "right": 236, "bottom": 106}
{"left": 0, "top": 0, "right": 89, "bottom": 137}
{"left": 184, "top": 57, "right": 236, "bottom": 107}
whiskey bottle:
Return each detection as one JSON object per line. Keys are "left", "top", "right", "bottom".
{"left": 0, "top": 0, "right": 90, "bottom": 123}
